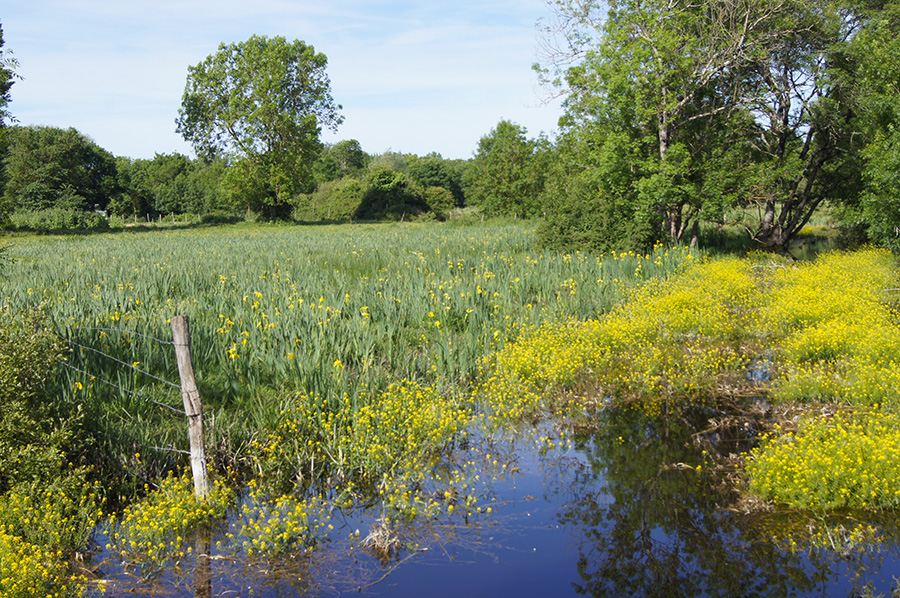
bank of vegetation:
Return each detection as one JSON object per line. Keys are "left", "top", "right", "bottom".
{"left": 2, "top": 0, "right": 900, "bottom": 593}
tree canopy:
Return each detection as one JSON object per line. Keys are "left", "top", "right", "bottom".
{"left": 0, "top": 22, "right": 18, "bottom": 129}
{"left": 2, "top": 126, "right": 118, "bottom": 214}
{"left": 466, "top": 120, "right": 547, "bottom": 218}
{"left": 536, "top": 0, "right": 894, "bottom": 252}
{"left": 176, "top": 35, "right": 342, "bottom": 218}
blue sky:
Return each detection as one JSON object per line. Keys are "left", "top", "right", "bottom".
{"left": 2, "top": 1, "right": 563, "bottom": 160}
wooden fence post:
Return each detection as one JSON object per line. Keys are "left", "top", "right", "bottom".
{"left": 171, "top": 315, "right": 210, "bottom": 499}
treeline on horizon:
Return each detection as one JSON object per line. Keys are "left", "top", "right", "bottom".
{"left": 3, "top": 0, "right": 900, "bottom": 256}
{"left": 0, "top": 127, "right": 483, "bottom": 226}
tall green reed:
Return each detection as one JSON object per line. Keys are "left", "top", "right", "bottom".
{"left": 2, "top": 222, "right": 693, "bottom": 489}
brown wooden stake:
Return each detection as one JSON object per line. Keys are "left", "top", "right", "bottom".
{"left": 171, "top": 315, "right": 210, "bottom": 499}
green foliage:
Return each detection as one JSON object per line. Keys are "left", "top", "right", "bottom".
{"left": 313, "top": 139, "right": 367, "bottom": 184}
{"left": 9, "top": 207, "right": 109, "bottom": 232}
{"left": 841, "top": 3, "right": 900, "bottom": 251}
{"left": 109, "top": 153, "right": 228, "bottom": 218}
{"left": 2, "top": 125, "right": 118, "bottom": 213}
{"left": 298, "top": 176, "right": 366, "bottom": 221}
{"left": 423, "top": 185, "right": 455, "bottom": 219}
{"left": 407, "top": 155, "right": 465, "bottom": 206}
{"left": 0, "top": 472, "right": 102, "bottom": 553}
{"left": 0, "top": 21, "right": 18, "bottom": 129}
{"left": 0, "top": 308, "right": 76, "bottom": 492}
{"left": 537, "top": 0, "right": 878, "bottom": 252}
{"left": 177, "top": 35, "right": 342, "bottom": 218}
{"left": 539, "top": 126, "right": 663, "bottom": 252}
{"left": 353, "top": 166, "right": 428, "bottom": 220}
{"left": 466, "top": 120, "right": 546, "bottom": 218}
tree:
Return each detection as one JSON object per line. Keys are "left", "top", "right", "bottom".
{"left": 176, "top": 35, "right": 342, "bottom": 219}
{"left": 354, "top": 166, "right": 428, "bottom": 220}
{"left": 313, "top": 139, "right": 367, "bottom": 185}
{"left": 466, "top": 120, "right": 547, "bottom": 218}
{"left": 407, "top": 155, "right": 465, "bottom": 206}
{"left": 3, "top": 126, "right": 118, "bottom": 213}
{"left": 537, "top": 0, "right": 860, "bottom": 252}
{"left": 0, "top": 21, "right": 19, "bottom": 129}
{"left": 835, "top": 1, "right": 900, "bottom": 251}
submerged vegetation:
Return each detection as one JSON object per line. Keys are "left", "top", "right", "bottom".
{"left": 0, "top": 221, "right": 898, "bottom": 592}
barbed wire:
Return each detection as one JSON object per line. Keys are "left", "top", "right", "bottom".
{"left": 61, "top": 361, "right": 185, "bottom": 416}
{"left": 67, "top": 339, "right": 183, "bottom": 391}
{"left": 70, "top": 326, "right": 175, "bottom": 346}
{"left": 144, "top": 445, "right": 191, "bottom": 456}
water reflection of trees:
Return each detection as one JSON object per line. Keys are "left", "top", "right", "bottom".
{"left": 552, "top": 402, "right": 900, "bottom": 598}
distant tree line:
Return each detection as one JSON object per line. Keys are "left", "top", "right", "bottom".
{"left": 2, "top": 12, "right": 900, "bottom": 253}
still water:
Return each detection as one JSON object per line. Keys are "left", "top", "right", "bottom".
{"left": 88, "top": 405, "right": 900, "bottom": 597}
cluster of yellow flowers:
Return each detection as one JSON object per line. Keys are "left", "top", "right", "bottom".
{"left": 232, "top": 483, "right": 330, "bottom": 555}
{"left": 476, "top": 256, "right": 758, "bottom": 420}
{"left": 761, "top": 250, "right": 900, "bottom": 406}
{"left": 107, "top": 471, "right": 233, "bottom": 564}
{"left": 0, "top": 527, "right": 76, "bottom": 598}
{"left": 748, "top": 413, "right": 900, "bottom": 510}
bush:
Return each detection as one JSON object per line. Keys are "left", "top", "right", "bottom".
{"left": 297, "top": 176, "right": 365, "bottom": 221}
{"left": 423, "top": 186, "right": 455, "bottom": 220}
{"left": 0, "top": 308, "right": 75, "bottom": 491}
{"left": 9, "top": 208, "right": 110, "bottom": 232}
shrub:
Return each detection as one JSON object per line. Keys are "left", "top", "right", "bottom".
{"left": 9, "top": 207, "right": 109, "bottom": 232}
{"left": 0, "top": 308, "right": 76, "bottom": 491}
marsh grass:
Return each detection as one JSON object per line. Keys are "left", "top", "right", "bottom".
{"left": 2, "top": 221, "right": 688, "bottom": 493}
{"left": 4, "top": 220, "right": 895, "bottom": 588}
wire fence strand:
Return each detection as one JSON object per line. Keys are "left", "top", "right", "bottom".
{"left": 67, "top": 340, "right": 183, "bottom": 390}
{"left": 70, "top": 326, "right": 175, "bottom": 346}
{"left": 61, "top": 361, "right": 185, "bottom": 416}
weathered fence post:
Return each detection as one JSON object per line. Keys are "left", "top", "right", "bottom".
{"left": 171, "top": 315, "right": 210, "bottom": 499}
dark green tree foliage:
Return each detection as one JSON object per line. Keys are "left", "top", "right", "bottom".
{"left": 3, "top": 126, "right": 118, "bottom": 212}
{"left": 537, "top": 0, "right": 869, "bottom": 252}
{"left": 110, "top": 153, "right": 228, "bottom": 218}
{"left": 354, "top": 166, "right": 428, "bottom": 220}
{"left": 466, "top": 120, "right": 546, "bottom": 218}
{"left": 0, "top": 21, "right": 18, "bottom": 128}
{"left": 301, "top": 176, "right": 366, "bottom": 221}
{"left": 540, "top": 126, "right": 660, "bottom": 252}
{"left": 330, "top": 139, "right": 367, "bottom": 173}
{"left": 407, "top": 155, "right": 465, "bottom": 206}
{"left": 844, "top": 2, "right": 900, "bottom": 251}
{"left": 177, "top": 35, "right": 342, "bottom": 219}
{"left": 314, "top": 139, "right": 367, "bottom": 184}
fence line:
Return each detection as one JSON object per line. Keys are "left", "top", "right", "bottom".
{"left": 70, "top": 326, "right": 175, "bottom": 346}
{"left": 60, "top": 315, "right": 210, "bottom": 498}
{"left": 67, "top": 339, "right": 183, "bottom": 390}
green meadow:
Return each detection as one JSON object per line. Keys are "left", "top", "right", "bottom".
{"left": 2, "top": 221, "right": 900, "bottom": 594}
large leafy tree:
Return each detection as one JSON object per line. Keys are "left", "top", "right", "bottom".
{"left": 466, "top": 120, "right": 547, "bottom": 218}
{"left": 176, "top": 35, "right": 342, "bottom": 219}
{"left": 407, "top": 154, "right": 465, "bottom": 206}
{"left": 3, "top": 126, "right": 118, "bottom": 213}
{"left": 537, "top": 0, "right": 866, "bottom": 252}
{"left": 840, "top": 1, "right": 900, "bottom": 251}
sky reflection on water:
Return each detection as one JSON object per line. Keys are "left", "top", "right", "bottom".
{"left": 89, "top": 407, "right": 900, "bottom": 597}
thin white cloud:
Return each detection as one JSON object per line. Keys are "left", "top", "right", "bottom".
{"left": 3, "top": 0, "right": 561, "bottom": 159}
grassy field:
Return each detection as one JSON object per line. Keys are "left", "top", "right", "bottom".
{"left": 4, "top": 220, "right": 898, "bottom": 593}
{"left": 2, "top": 220, "right": 689, "bottom": 490}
